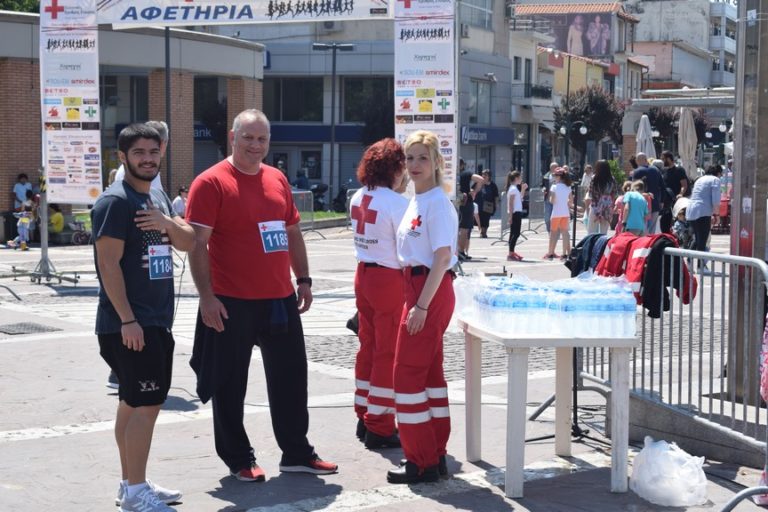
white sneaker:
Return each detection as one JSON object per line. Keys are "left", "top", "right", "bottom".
{"left": 119, "top": 485, "right": 176, "bottom": 512}
{"left": 116, "top": 480, "right": 182, "bottom": 506}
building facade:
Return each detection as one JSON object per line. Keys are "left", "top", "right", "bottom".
{"left": 0, "top": 10, "right": 263, "bottom": 211}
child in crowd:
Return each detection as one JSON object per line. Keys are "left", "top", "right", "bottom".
{"left": 545, "top": 167, "right": 573, "bottom": 260}
{"left": 614, "top": 181, "right": 632, "bottom": 235}
{"left": 623, "top": 180, "right": 649, "bottom": 236}
{"left": 672, "top": 198, "right": 695, "bottom": 249}
{"left": 505, "top": 171, "right": 527, "bottom": 261}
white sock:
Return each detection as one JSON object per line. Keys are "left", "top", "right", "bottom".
{"left": 126, "top": 482, "right": 149, "bottom": 499}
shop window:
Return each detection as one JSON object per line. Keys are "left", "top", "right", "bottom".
{"left": 343, "top": 77, "right": 393, "bottom": 122}
{"left": 263, "top": 77, "right": 323, "bottom": 122}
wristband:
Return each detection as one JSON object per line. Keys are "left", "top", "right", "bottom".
{"left": 414, "top": 303, "right": 428, "bottom": 312}
{"left": 296, "top": 277, "right": 313, "bottom": 288}
{"left": 121, "top": 319, "right": 138, "bottom": 326}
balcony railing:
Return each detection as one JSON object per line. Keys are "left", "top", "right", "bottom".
{"left": 510, "top": 83, "right": 552, "bottom": 100}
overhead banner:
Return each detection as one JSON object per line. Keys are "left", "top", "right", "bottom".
{"left": 40, "top": 0, "right": 103, "bottom": 204}
{"left": 393, "top": 0, "right": 456, "bottom": 196}
{"left": 98, "top": 0, "right": 392, "bottom": 27}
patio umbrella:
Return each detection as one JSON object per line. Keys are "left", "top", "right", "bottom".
{"left": 636, "top": 114, "right": 656, "bottom": 160}
{"left": 678, "top": 107, "right": 698, "bottom": 181}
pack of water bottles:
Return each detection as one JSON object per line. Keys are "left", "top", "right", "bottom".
{"left": 454, "top": 272, "right": 637, "bottom": 338}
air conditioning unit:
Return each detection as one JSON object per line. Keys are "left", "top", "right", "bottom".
{"left": 319, "top": 20, "right": 343, "bottom": 34}
{"left": 460, "top": 23, "right": 469, "bottom": 38}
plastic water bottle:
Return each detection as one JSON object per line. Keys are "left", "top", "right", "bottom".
{"left": 622, "top": 290, "right": 638, "bottom": 337}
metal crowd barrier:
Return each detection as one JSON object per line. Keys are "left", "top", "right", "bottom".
{"left": 344, "top": 187, "right": 360, "bottom": 230}
{"left": 524, "top": 187, "right": 546, "bottom": 235}
{"left": 581, "top": 248, "right": 768, "bottom": 451}
{"left": 291, "top": 190, "right": 324, "bottom": 239}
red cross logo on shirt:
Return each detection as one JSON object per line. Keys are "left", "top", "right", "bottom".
{"left": 149, "top": 247, "right": 156, "bottom": 255}
{"left": 350, "top": 194, "right": 378, "bottom": 235}
{"left": 44, "top": 0, "right": 65, "bottom": 19}
{"left": 410, "top": 215, "right": 422, "bottom": 230}
{"left": 397, "top": 0, "right": 412, "bottom": 8}
{"left": 261, "top": 224, "right": 268, "bottom": 231}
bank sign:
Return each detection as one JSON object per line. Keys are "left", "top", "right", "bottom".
{"left": 98, "top": 0, "right": 392, "bottom": 27}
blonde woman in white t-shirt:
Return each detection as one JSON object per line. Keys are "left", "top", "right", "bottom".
{"left": 545, "top": 167, "right": 573, "bottom": 260}
{"left": 388, "top": 130, "right": 458, "bottom": 485}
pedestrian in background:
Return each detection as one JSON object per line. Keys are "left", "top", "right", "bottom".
{"left": 12, "top": 172, "right": 32, "bottom": 211}
{"left": 92, "top": 123, "right": 193, "bottom": 512}
{"left": 348, "top": 138, "right": 409, "bottom": 449}
{"left": 172, "top": 186, "right": 187, "bottom": 218}
{"left": 623, "top": 180, "right": 649, "bottom": 236}
{"left": 541, "top": 162, "right": 558, "bottom": 233}
{"left": 586, "top": 160, "right": 616, "bottom": 235}
{"left": 505, "top": 170, "right": 527, "bottom": 261}
{"left": 476, "top": 169, "right": 499, "bottom": 238}
{"left": 388, "top": 130, "right": 457, "bottom": 485}
{"left": 186, "top": 109, "right": 338, "bottom": 484}
{"left": 631, "top": 153, "right": 663, "bottom": 234}
{"left": 686, "top": 164, "right": 722, "bottom": 260}
{"left": 544, "top": 167, "right": 572, "bottom": 260}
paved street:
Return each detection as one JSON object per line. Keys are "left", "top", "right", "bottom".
{"left": 0, "top": 221, "right": 759, "bottom": 511}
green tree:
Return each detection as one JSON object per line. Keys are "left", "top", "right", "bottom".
{"left": 553, "top": 85, "right": 623, "bottom": 168}
{"left": 0, "top": 0, "right": 39, "bottom": 12}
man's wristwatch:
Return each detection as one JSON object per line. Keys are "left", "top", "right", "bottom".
{"left": 296, "top": 277, "right": 313, "bottom": 288}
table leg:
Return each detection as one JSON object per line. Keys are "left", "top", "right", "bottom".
{"left": 465, "top": 331, "right": 482, "bottom": 462}
{"left": 506, "top": 347, "right": 529, "bottom": 498}
{"left": 610, "top": 347, "right": 630, "bottom": 493}
{"left": 555, "top": 347, "right": 572, "bottom": 456}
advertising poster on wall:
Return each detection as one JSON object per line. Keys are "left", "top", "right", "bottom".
{"left": 40, "top": 0, "right": 103, "bottom": 204}
{"left": 551, "top": 12, "right": 612, "bottom": 58}
{"left": 394, "top": 0, "right": 456, "bottom": 197}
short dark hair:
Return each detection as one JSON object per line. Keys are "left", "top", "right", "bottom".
{"left": 118, "top": 124, "right": 161, "bottom": 154}
{"left": 706, "top": 164, "right": 723, "bottom": 176}
{"left": 661, "top": 150, "right": 674, "bottom": 161}
{"left": 178, "top": 186, "right": 188, "bottom": 195}
{"left": 17, "top": 173, "right": 28, "bottom": 181}
{"left": 49, "top": 203, "right": 61, "bottom": 212}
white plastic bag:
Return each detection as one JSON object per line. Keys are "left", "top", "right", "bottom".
{"left": 630, "top": 436, "right": 708, "bottom": 507}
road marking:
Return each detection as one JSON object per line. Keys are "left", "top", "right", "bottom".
{"left": 0, "top": 392, "right": 353, "bottom": 443}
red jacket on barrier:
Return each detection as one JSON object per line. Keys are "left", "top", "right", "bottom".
{"left": 597, "top": 232, "right": 697, "bottom": 318}
{"left": 595, "top": 231, "right": 638, "bottom": 277}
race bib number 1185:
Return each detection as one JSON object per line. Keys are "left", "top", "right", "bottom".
{"left": 259, "top": 220, "right": 288, "bottom": 253}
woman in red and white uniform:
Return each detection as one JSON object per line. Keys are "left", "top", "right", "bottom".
{"left": 386, "top": 130, "right": 458, "bottom": 484}
{"left": 349, "top": 138, "right": 410, "bottom": 449}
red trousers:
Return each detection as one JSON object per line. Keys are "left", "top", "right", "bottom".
{"left": 354, "top": 263, "right": 404, "bottom": 436}
{"left": 394, "top": 268, "right": 455, "bottom": 470}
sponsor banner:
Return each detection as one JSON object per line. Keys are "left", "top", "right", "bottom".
{"left": 97, "top": 0, "right": 392, "bottom": 28}
{"left": 40, "top": 0, "right": 103, "bottom": 204}
{"left": 394, "top": 0, "right": 455, "bottom": 197}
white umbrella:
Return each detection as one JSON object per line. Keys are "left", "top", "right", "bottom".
{"left": 677, "top": 107, "right": 698, "bottom": 181}
{"left": 636, "top": 114, "right": 656, "bottom": 160}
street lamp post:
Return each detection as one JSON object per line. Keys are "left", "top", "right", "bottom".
{"left": 312, "top": 42, "right": 354, "bottom": 203}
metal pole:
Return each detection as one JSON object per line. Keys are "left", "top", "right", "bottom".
{"left": 564, "top": 54, "right": 572, "bottom": 167}
{"left": 164, "top": 27, "right": 172, "bottom": 193}
{"left": 330, "top": 45, "right": 337, "bottom": 205}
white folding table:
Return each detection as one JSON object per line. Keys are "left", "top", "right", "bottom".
{"left": 458, "top": 317, "right": 637, "bottom": 498}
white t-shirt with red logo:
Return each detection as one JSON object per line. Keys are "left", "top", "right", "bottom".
{"left": 396, "top": 186, "right": 458, "bottom": 269}
{"left": 350, "top": 186, "right": 409, "bottom": 270}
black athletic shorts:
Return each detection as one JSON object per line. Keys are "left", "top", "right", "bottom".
{"left": 459, "top": 201, "right": 475, "bottom": 229}
{"left": 99, "top": 326, "right": 175, "bottom": 407}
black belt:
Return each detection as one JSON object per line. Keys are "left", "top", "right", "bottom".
{"left": 363, "top": 262, "right": 382, "bottom": 268}
{"left": 409, "top": 265, "right": 430, "bottom": 276}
